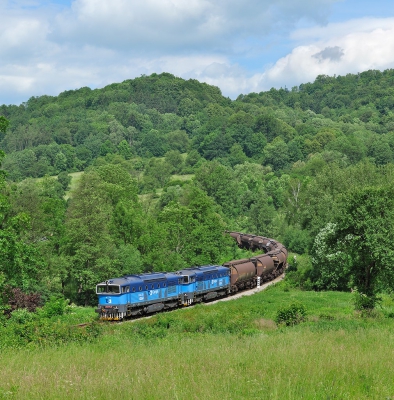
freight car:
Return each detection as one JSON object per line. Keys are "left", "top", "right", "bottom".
{"left": 96, "top": 232, "right": 287, "bottom": 320}
{"left": 225, "top": 231, "right": 287, "bottom": 291}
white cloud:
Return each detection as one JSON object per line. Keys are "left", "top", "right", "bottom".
{"left": 292, "top": 17, "right": 394, "bottom": 41}
{"left": 256, "top": 19, "right": 394, "bottom": 91}
{"left": 2, "top": 0, "right": 337, "bottom": 104}
{"left": 0, "top": 12, "right": 50, "bottom": 61}
{"left": 173, "top": 18, "right": 394, "bottom": 97}
{"left": 54, "top": 0, "right": 337, "bottom": 53}
{"left": 1, "top": 2, "right": 394, "bottom": 104}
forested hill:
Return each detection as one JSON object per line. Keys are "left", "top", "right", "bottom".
{"left": 1, "top": 70, "right": 394, "bottom": 181}
{"left": 0, "top": 70, "right": 394, "bottom": 181}
{"left": 0, "top": 73, "right": 230, "bottom": 180}
{"left": 239, "top": 69, "right": 394, "bottom": 128}
{"left": 1, "top": 69, "right": 394, "bottom": 306}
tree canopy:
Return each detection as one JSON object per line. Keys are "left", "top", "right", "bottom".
{"left": 2, "top": 71, "right": 394, "bottom": 307}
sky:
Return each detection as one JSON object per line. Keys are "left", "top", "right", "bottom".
{"left": 1, "top": 0, "right": 394, "bottom": 105}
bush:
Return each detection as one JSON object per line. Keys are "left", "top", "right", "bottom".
{"left": 1, "top": 286, "right": 42, "bottom": 315}
{"left": 283, "top": 228, "right": 312, "bottom": 254}
{"left": 353, "top": 291, "right": 381, "bottom": 313}
{"left": 283, "top": 254, "right": 314, "bottom": 291}
{"left": 275, "top": 302, "right": 307, "bottom": 326}
{"left": 40, "top": 296, "right": 69, "bottom": 318}
{"left": 9, "top": 308, "right": 36, "bottom": 324}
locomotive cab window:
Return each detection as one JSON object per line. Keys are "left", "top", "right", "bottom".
{"left": 182, "top": 276, "right": 189, "bottom": 284}
{"left": 96, "top": 285, "right": 120, "bottom": 294}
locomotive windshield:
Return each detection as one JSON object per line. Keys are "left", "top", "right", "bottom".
{"left": 96, "top": 285, "right": 120, "bottom": 294}
{"left": 181, "top": 275, "right": 195, "bottom": 284}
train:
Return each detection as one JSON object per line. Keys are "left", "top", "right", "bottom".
{"left": 95, "top": 232, "right": 287, "bottom": 320}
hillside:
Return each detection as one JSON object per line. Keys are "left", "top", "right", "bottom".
{"left": 1, "top": 70, "right": 394, "bottom": 183}
{"left": 0, "top": 73, "right": 230, "bottom": 181}
{"left": 1, "top": 71, "right": 394, "bottom": 399}
{"left": 1, "top": 70, "right": 394, "bottom": 308}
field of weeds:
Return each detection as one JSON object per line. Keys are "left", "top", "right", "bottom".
{"left": 2, "top": 284, "right": 394, "bottom": 399}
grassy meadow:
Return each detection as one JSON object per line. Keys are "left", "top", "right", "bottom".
{"left": 2, "top": 284, "right": 394, "bottom": 399}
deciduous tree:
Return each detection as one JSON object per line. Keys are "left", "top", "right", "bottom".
{"left": 312, "top": 185, "right": 394, "bottom": 303}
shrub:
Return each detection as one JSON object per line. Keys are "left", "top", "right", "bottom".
{"left": 40, "top": 296, "right": 69, "bottom": 318}
{"left": 275, "top": 302, "right": 307, "bottom": 326}
{"left": 353, "top": 291, "right": 381, "bottom": 315}
{"left": 9, "top": 308, "right": 36, "bottom": 324}
{"left": 1, "top": 286, "right": 42, "bottom": 316}
{"left": 283, "top": 254, "right": 314, "bottom": 290}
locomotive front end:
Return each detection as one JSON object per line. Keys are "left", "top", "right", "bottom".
{"left": 95, "top": 281, "right": 128, "bottom": 320}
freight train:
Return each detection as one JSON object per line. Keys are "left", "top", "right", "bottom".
{"left": 95, "top": 232, "right": 287, "bottom": 320}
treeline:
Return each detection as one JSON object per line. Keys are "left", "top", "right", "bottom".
{"left": 2, "top": 70, "right": 394, "bottom": 182}
{"left": 0, "top": 162, "right": 232, "bottom": 306}
{"left": 1, "top": 70, "right": 394, "bottom": 309}
{"left": 0, "top": 73, "right": 230, "bottom": 181}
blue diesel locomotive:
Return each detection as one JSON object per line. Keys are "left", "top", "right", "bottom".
{"left": 96, "top": 265, "right": 230, "bottom": 320}
{"left": 96, "top": 232, "right": 287, "bottom": 321}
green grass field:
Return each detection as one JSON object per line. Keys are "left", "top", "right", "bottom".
{"left": 64, "top": 171, "right": 84, "bottom": 200}
{"left": 170, "top": 174, "right": 194, "bottom": 181}
{"left": 60, "top": 169, "right": 194, "bottom": 201}
{"left": 2, "top": 285, "right": 394, "bottom": 399}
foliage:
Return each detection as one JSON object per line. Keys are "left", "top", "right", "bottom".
{"left": 283, "top": 253, "right": 314, "bottom": 290}
{"left": 0, "top": 286, "right": 42, "bottom": 315}
{"left": 275, "top": 302, "right": 307, "bottom": 326}
{"left": 3, "top": 71, "right": 394, "bottom": 307}
{"left": 57, "top": 171, "right": 71, "bottom": 190}
{"left": 352, "top": 290, "right": 381, "bottom": 312}
{"left": 310, "top": 223, "right": 352, "bottom": 291}
{"left": 311, "top": 185, "right": 394, "bottom": 299}
{"left": 0, "top": 116, "right": 9, "bottom": 134}
{"left": 2, "top": 70, "right": 394, "bottom": 182}
{"left": 39, "top": 296, "right": 69, "bottom": 318}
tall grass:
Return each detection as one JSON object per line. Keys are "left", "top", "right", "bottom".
{"left": 2, "top": 286, "right": 394, "bottom": 399}
{"left": 1, "top": 328, "right": 394, "bottom": 399}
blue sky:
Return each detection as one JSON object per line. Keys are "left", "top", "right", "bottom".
{"left": 1, "top": 0, "right": 394, "bottom": 105}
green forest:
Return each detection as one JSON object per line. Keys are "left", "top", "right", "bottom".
{"left": 1, "top": 69, "right": 394, "bottom": 311}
